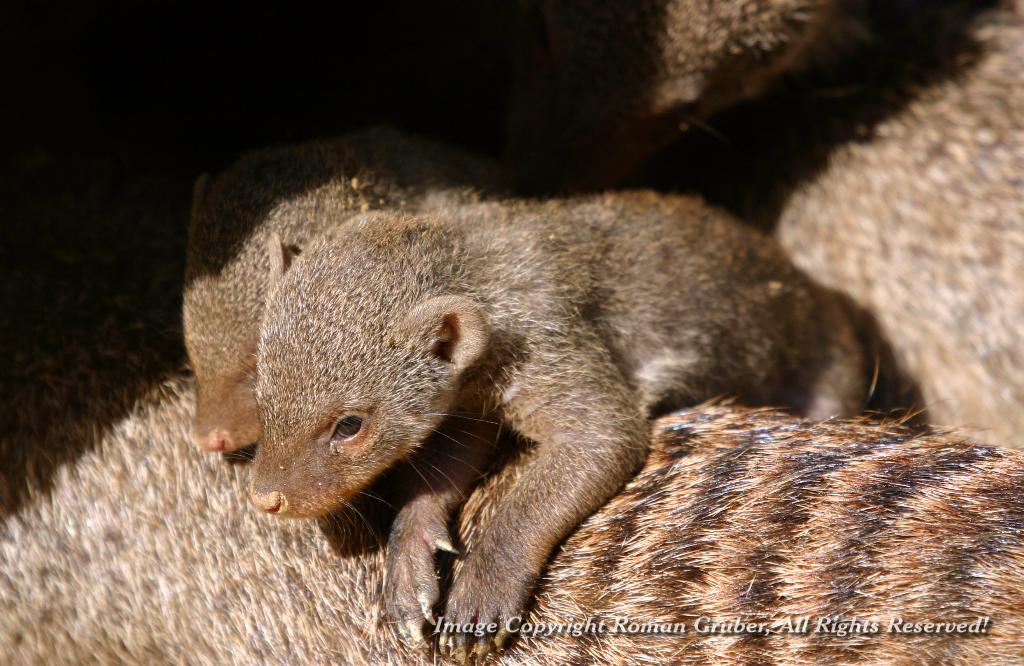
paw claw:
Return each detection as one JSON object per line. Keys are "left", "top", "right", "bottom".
{"left": 434, "top": 536, "right": 459, "bottom": 554}
{"left": 473, "top": 639, "right": 492, "bottom": 659}
{"left": 452, "top": 633, "right": 469, "bottom": 664}
{"left": 418, "top": 593, "right": 435, "bottom": 624}
{"left": 405, "top": 619, "right": 425, "bottom": 646}
{"left": 394, "top": 616, "right": 425, "bottom": 647}
{"left": 385, "top": 510, "right": 447, "bottom": 648}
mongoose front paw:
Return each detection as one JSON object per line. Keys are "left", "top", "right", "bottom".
{"left": 384, "top": 507, "right": 459, "bottom": 647}
{"left": 437, "top": 555, "right": 532, "bottom": 662}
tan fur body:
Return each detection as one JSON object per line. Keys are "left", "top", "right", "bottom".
{"left": 506, "top": 0, "right": 1024, "bottom": 446}
{"left": 184, "top": 126, "right": 501, "bottom": 452}
{"left": 3, "top": 389, "right": 1024, "bottom": 664}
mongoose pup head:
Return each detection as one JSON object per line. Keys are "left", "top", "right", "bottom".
{"left": 250, "top": 220, "right": 486, "bottom": 517}
{"left": 182, "top": 128, "right": 501, "bottom": 454}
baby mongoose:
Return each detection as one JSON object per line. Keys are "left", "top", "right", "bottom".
{"left": 249, "top": 191, "right": 866, "bottom": 657}
{"left": 183, "top": 127, "right": 500, "bottom": 453}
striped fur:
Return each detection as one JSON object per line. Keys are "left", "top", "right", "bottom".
{"left": 3, "top": 389, "right": 1023, "bottom": 664}
{"left": 492, "top": 407, "right": 1024, "bottom": 664}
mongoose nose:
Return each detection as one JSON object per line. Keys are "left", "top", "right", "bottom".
{"left": 192, "top": 427, "right": 233, "bottom": 452}
{"left": 252, "top": 490, "right": 287, "bottom": 514}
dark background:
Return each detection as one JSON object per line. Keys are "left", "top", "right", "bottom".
{"left": 1, "top": 1, "right": 512, "bottom": 512}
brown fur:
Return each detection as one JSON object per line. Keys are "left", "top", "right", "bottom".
{"left": 4, "top": 389, "right": 1024, "bottom": 664}
{"left": 471, "top": 406, "right": 1024, "bottom": 664}
{"left": 183, "top": 126, "right": 502, "bottom": 452}
{"left": 505, "top": 0, "right": 866, "bottom": 191}
{"left": 251, "top": 192, "right": 867, "bottom": 656}
{"left": 774, "top": 5, "right": 1024, "bottom": 446}
{"left": 505, "top": 0, "right": 1024, "bottom": 446}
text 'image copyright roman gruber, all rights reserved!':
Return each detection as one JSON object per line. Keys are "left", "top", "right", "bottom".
{"left": 433, "top": 615, "right": 993, "bottom": 639}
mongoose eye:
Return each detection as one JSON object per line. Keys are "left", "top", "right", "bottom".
{"left": 331, "top": 414, "right": 364, "bottom": 441}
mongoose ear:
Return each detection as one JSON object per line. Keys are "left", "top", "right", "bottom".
{"left": 266, "top": 232, "right": 298, "bottom": 286}
{"left": 190, "top": 173, "right": 210, "bottom": 221}
{"left": 400, "top": 296, "right": 489, "bottom": 372}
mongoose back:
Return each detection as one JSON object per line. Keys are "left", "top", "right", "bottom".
{"left": 470, "top": 406, "right": 1024, "bottom": 664}
{"left": 183, "top": 126, "right": 501, "bottom": 452}
{"left": 6, "top": 388, "right": 1024, "bottom": 665}
{"left": 250, "top": 192, "right": 866, "bottom": 657}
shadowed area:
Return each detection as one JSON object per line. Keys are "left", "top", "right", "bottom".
{"left": 0, "top": 0, "right": 509, "bottom": 518}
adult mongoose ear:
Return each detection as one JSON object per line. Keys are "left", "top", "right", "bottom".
{"left": 400, "top": 295, "right": 489, "bottom": 372}
{"left": 266, "top": 231, "right": 298, "bottom": 286}
{"left": 190, "top": 173, "right": 210, "bottom": 222}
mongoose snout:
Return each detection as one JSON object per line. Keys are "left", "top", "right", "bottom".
{"left": 250, "top": 489, "right": 287, "bottom": 514}
{"left": 192, "top": 428, "right": 230, "bottom": 453}
{"left": 191, "top": 371, "right": 259, "bottom": 451}
{"left": 187, "top": 337, "right": 261, "bottom": 453}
